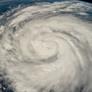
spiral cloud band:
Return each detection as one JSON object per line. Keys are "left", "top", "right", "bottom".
{"left": 0, "top": 1, "right": 92, "bottom": 92}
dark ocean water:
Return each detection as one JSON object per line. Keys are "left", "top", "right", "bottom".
{"left": 0, "top": 0, "right": 92, "bottom": 14}
{"left": 0, "top": 0, "right": 66, "bottom": 14}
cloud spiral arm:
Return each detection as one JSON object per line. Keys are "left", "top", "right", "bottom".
{"left": 0, "top": 1, "right": 92, "bottom": 92}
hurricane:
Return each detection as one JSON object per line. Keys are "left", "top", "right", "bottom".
{"left": 0, "top": 0, "right": 92, "bottom": 92}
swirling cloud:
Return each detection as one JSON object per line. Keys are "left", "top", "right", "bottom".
{"left": 0, "top": 1, "right": 92, "bottom": 92}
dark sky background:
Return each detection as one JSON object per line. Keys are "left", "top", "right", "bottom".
{"left": 0, "top": 0, "right": 92, "bottom": 14}
{"left": 81, "top": 0, "right": 92, "bottom": 3}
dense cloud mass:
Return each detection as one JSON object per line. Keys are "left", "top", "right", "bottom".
{"left": 0, "top": 1, "right": 92, "bottom": 92}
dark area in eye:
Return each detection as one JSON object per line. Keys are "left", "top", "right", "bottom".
{"left": 0, "top": 73, "right": 14, "bottom": 92}
{"left": 74, "top": 85, "right": 86, "bottom": 92}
